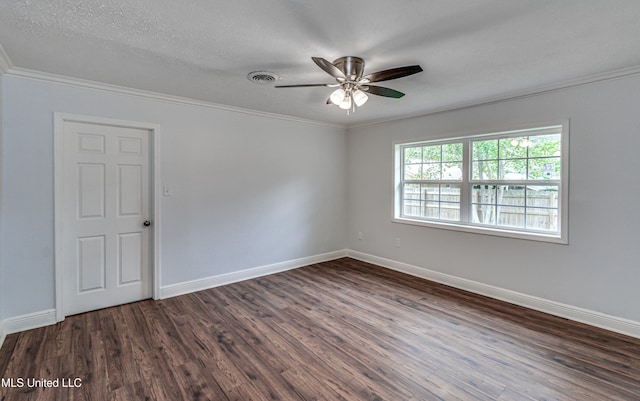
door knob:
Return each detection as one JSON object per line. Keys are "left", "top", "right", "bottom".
{"left": 143, "top": 220, "right": 151, "bottom": 227}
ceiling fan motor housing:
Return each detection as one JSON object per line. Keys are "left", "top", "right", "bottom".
{"left": 333, "top": 56, "right": 365, "bottom": 81}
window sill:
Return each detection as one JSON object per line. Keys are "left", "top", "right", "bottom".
{"left": 392, "top": 216, "right": 568, "bottom": 244}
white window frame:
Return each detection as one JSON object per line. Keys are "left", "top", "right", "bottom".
{"left": 393, "top": 122, "right": 569, "bottom": 244}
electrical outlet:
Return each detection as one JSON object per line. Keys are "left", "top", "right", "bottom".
{"left": 395, "top": 238, "right": 401, "bottom": 247}
{"left": 358, "top": 231, "right": 363, "bottom": 240}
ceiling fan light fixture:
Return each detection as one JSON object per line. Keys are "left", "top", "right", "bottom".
{"left": 338, "top": 94, "right": 352, "bottom": 110}
{"left": 329, "top": 88, "right": 346, "bottom": 105}
{"left": 275, "top": 56, "right": 423, "bottom": 114}
{"left": 353, "top": 89, "right": 368, "bottom": 107}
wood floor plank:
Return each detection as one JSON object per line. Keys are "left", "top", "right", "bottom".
{"left": 1, "top": 257, "right": 639, "bottom": 401}
{"left": 0, "top": 334, "right": 18, "bottom": 377}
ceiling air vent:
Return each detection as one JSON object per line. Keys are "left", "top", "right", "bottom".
{"left": 247, "top": 71, "right": 280, "bottom": 84}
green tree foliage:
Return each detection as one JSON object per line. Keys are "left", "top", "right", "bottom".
{"left": 403, "top": 143, "right": 463, "bottom": 180}
{"left": 471, "top": 133, "right": 560, "bottom": 224}
{"left": 472, "top": 134, "right": 561, "bottom": 180}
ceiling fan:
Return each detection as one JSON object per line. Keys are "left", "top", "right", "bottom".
{"left": 275, "top": 56, "right": 423, "bottom": 113}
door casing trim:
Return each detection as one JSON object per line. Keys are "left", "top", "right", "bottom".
{"left": 53, "top": 113, "right": 162, "bottom": 322}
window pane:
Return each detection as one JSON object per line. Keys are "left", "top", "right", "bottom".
{"left": 423, "top": 145, "right": 441, "bottom": 163}
{"left": 526, "top": 207, "right": 558, "bottom": 231}
{"left": 403, "top": 184, "right": 421, "bottom": 200}
{"left": 526, "top": 186, "right": 558, "bottom": 208}
{"left": 440, "top": 184, "right": 461, "bottom": 203}
{"left": 500, "top": 137, "right": 528, "bottom": 159}
{"left": 442, "top": 143, "right": 463, "bottom": 162}
{"left": 423, "top": 184, "right": 440, "bottom": 201}
{"left": 472, "top": 204, "right": 496, "bottom": 225}
{"left": 498, "top": 185, "right": 525, "bottom": 206}
{"left": 424, "top": 202, "right": 440, "bottom": 218}
{"left": 422, "top": 163, "right": 441, "bottom": 180}
{"left": 403, "top": 200, "right": 421, "bottom": 217}
{"left": 528, "top": 157, "right": 560, "bottom": 180}
{"left": 402, "top": 184, "right": 461, "bottom": 221}
{"left": 501, "top": 159, "right": 527, "bottom": 180}
{"left": 473, "top": 139, "right": 498, "bottom": 160}
{"left": 404, "top": 164, "right": 422, "bottom": 180}
{"left": 472, "top": 160, "right": 498, "bottom": 180}
{"left": 404, "top": 147, "right": 422, "bottom": 164}
{"left": 472, "top": 184, "right": 496, "bottom": 204}
{"left": 497, "top": 205, "right": 525, "bottom": 228}
{"left": 443, "top": 162, "right": 463, "bottom": 180}
{"left": 528, "top": 134, "right": 561, "bottom": 158}
{"left": 440, "top": 202, "right": 460, "bottom": 221}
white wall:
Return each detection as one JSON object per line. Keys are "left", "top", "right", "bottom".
{"left": 3, "top": 70, "right": 639, "bottom": 334}
{"left": 0, "top": 74, "right": 4, "bottom": 325}
{"left": 1, "top": 75, "right": 347, "bottom": 319}
{"left": 347, "top": 74, "right": 640, "bottom": 323}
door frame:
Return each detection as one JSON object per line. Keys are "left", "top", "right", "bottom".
{"left": 53, "top": 113, "right": 162, "bottom": 322}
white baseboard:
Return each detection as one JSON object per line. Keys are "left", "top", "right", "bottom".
{"left": 159, "top": 249, "right": 349, "bottom": 299}
{"left": 0, "top": 251, "right": 349, "bottom": 344}
{"left": 0, "top": 309, "right": 57, "bottom": 350}
{"left": 346, "top": 250, "right": 640, "bottom": 339}
{"left": 3, "top": 250, "right": 638, "bottom": 343}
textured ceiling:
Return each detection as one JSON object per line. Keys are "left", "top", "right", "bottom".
{"left": 1, "top": 0, "right": 640, "bottom": 126}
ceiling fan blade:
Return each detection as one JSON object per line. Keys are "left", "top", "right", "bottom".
{"left": 274, "top": 83, "right": 333, "bottom": 88}
{"left": 312, "top": 57, "right": 346, "bottom": 80}
{"left": 362, "top": 65, "right": 423, "bottom": 83}
{"left": 364, "top": 85, "right": 405, "bottom": 98}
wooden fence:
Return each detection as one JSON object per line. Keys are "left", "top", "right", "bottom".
{"left": 403, "top": 188, "right": 558, "bottom": 231}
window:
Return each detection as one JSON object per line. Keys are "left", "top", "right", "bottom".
{"left": 402, "top": 142, "right": 463, "bottom": 221}
{"left": 394, "top": 123, "right": 568, "bottom": 243}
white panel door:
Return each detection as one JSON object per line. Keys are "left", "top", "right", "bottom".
{"left": 61, "top": 121, "right": 151, "bottom": 316}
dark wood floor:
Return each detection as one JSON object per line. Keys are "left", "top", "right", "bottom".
{"left": 1, "top": 258, "right": 639, "bottom": 401}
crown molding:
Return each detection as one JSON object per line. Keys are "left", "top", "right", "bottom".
{"left": 347, "top": 64, "right": 640, "bottom": 130}
{"left": 0, "top": 43, "right": 13, "bottom": 74}
{"left": 4, "top": 67, "right": 345, "bottom": 129}
{"left": 3, "top": 56, "right": 640, "bottom": 131}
